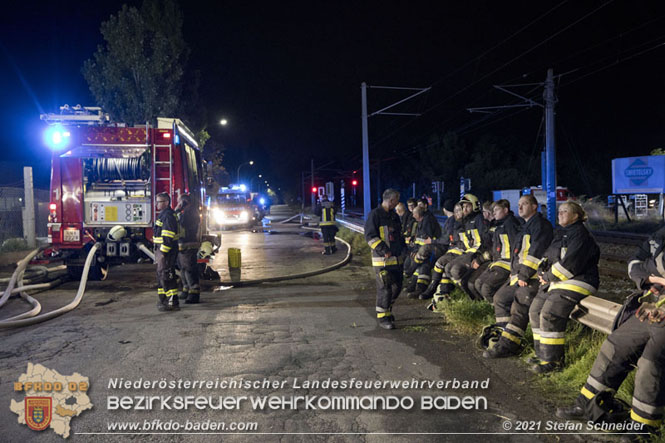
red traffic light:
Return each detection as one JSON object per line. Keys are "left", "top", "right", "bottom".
{"left": 351, "top": 180, "right": 358, "bottom": 186}
{"left": 311, "top": 187, "right": 317, "bottom": 193}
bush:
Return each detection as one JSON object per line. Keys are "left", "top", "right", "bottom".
{"left": 0, "top": 237, "right": 29, "bottom": 253}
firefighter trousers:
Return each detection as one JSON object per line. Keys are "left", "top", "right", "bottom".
{"left": 156, "top": 248, "right": 178, "bottom": 307}
{"left": 464, "top": 262, "right": 490, "bottom": 301}
{"left": 375, "top": 265, "right": 403, "bottom": 319}
{"left": 178, "top": 249, "right": 200, "bottom": 298}
{"left": 493, "top": 279, "right": 539, "bottom": 345}
{"left": 321, "top": 226, "right": 337, "bottom": 253}
{"left": 577, "top": 315, "right": 665, "bottom": 428}
{"left": 428, "top": 252, "right": 462, "bottom": 298}
{"left": 529, "top": 287, "right": 585, "bottom": 364}
{"left": 474, "top": 266, "right": 510, "bottom": 303}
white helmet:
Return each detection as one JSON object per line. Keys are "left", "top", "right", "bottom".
{"left": 107, "top": 225, "right": 127, "bottom": 242}
{"left": 198, "top": 241, "right": 213, "bottom": 259}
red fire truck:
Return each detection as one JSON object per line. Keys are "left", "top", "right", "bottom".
{"left": 40, "top": 105, "right": 216, "bottom": 279}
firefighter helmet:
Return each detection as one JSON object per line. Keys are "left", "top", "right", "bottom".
{"left": 459, "top": 193, "right": 480, "bottom": 212}
{"left": 198, "top": 241, "right": 213, "bottom": 260}
{"left": 107, "top": 225, "right": 126, "bottom": 242}
{"left": 477, "top": 324, "right": 503, "bottom": 350}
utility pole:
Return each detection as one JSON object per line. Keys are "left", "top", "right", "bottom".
{"left": 23, "top": 166, "right": 35, "bottom": 247}
{"left": 361, "top": 83, "right": 430, "bottom": 219}
{"left": 467, "top": 69, "right": 558, "bottom": 224}
{"left": 361, "top": 83, "right": 370, "bottom": 219}
{"left": 310, "top": 158, "right": 315, "bottom": 212}
{"left": 543, "top": 68, "right": 557, "bottom": 224}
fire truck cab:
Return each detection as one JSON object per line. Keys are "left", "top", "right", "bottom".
{"left": 41, "top": 105, "right": 216, "bottom": 279}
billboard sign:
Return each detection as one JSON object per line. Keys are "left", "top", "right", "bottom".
{"left": 612, "top": 156, "right": 665, "bottom": 194}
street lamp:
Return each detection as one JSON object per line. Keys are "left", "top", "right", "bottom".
{"left": 236, "top": 160, "right": 254, "bottom": 183}
{"left": 220, "top": 118, "right": 228, "bottom": 126}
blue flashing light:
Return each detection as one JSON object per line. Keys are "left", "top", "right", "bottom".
{"left": 239, "top": 184, "right": 247, "bottom": 192}
{"left": 259, "top": 198, "right": 265, "bottom": 205}
{"left": 44, "top": 124, "right": 71, "bottom": 150}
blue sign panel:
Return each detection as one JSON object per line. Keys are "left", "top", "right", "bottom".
{"left": 612, "top": 156, "right": 665, "bottom": 194}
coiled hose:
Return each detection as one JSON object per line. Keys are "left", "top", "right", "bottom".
{"left": 0, "top": 243, "right": 101, "bottom": 328}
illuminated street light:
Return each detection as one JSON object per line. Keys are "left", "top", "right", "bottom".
{"left": 236, "top": 160, "right": 254, "bottom": 183}
{"left": 220, "top": 119, "right": 228, "bottom": 126}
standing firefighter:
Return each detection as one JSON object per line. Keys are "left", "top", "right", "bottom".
{"left": 317, "top": 195, "right": 338, "bottom": 255}
{"left": 154, "top": 192, "right": 179, "bottom": 311}
{"left": 365, "top": 189, "right": 405, "bottom": 330}
{"left": 176, "top": 194, "right": 201, "bottom": 304}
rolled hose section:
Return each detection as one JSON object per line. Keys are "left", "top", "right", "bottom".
{"left": 3, "top": 277, "right": 70, "bottom": 322}
{"left": 0, "top": 246, "right": 47, "bottom": 309}
{"left": 0, "top": 242, "right": 102, "bottom": 328}
{"left": 217, "top": 228, "right": 352, "bottom": 287}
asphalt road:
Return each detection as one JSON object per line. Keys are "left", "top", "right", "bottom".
{"left": 0, "top": 221, "right": 592, "bottom": 442}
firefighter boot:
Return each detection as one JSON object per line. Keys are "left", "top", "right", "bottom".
{"left": 322, "top": 246, "right": 332, "bottom": 255}
{"left": 378, "top": 316, "right": 395, "bottom": 330}
{"left": 530, "top": 360, "right": 563, "bottom": 374}
{"left": 482, "top": 339, "right": 520, "bottom": 359}
{"left": 419, "top": 280, "right": 438, "bottom": 300}
{"left": 331, "top": 245, "right": 337, "bottom": 254}
{"left": 405, "top": 275, "right": 419, "bottom": 298}
{"left": 185, "top": 291, "right": 200, "bottom": 304}
{"left": 168, "top": 293, "right": 180, "bottom": 311}
{"left": 555, "top": 396, "right": 587, "bottom": 421}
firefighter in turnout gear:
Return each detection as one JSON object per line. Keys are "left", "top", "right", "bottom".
{"left": 403, "top": 198, "right": 418, "bottom": 242}
{"left": 446, "top": 194, "right": 491, "bottom": 301}
{"left": 404, "top": 203, "right": 443, "bottom": 299}
{"left": 175, "top": 194, "right": 201, "bottom": 304}
{"left": 424, "top": 203, "right": 466, "bottom": 309}
{"left": 484, "top": 194, "right": 553, "bottom": 358}
{"left": 528, "top": 202, "right": 599, "bottom": 373}
{"left": 472, "top": 199, "right": 521, "bottom": 302}
{"left": 556, "top": 226, "right": 665, "bottom": 437}
{"left": 317, "top": 195, "right": 338, "bottom": 255}
{"left": 154, "top": 192, "right": 179, "bottom": 311}
{"left": 364, "top": 189, "right": 405, "bottom": 330}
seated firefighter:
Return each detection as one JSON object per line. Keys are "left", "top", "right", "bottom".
{"left": 403, "top": 204, "right": 443, "bottom": 299}
{"left": 484, "top": 194, "right": 553, "bottom": 359}
{"left": 556, "top": 225, "right": 665, "bottom": 436}
{"left": 425, "top": 203, "right": 466, "bottom": 309}
{"left": 528, "top": 201, "right": 600, "bottom": 373}
{"left": 470, "top": 199, "right": 521, "bottom": 302}
{"left": 445, "top": 193, "right": 491, "bottom": 301}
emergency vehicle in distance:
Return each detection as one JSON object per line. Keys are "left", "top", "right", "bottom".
{"left": 40, "top": 105, "right": 218, "bottom": 279}
{"left": 492, "top": 186, "right": 574, "bottom": 212}
{"left": 208, "top": 185, "right": 262, "bottom": 229}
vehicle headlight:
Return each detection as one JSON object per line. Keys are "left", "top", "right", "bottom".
{"left": 213, "top": 208, "right": 225, "bottom": 224}
{"left": 239, "top": 210, "right": 249, "bottom": 221}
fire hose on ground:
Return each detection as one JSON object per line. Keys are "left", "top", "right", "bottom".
{"left": 216, "top": 227, "right": 352, "bottom": 287}
{"left": 0, "top": 242, "right": 102, "bottom": 328}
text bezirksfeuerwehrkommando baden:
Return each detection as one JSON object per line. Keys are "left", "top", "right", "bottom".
{"left": 107, "top": 377, "right": 489, "bottom": 391}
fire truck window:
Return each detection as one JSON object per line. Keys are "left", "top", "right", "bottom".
{"left": 184, "top": 144, "right": 200, "bottom": 205}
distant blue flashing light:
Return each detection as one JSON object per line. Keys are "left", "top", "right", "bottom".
{"left": 259, "top": 198, "right": 265, "bottom": 205}
{"left": 239, "top": 184, "right": 247, "bottom": 192}
{"left": 44, "top": 124, "right": 71, "bottom": 150}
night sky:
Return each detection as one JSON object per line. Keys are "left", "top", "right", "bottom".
{"left": 2, "top": 0, "right": 665, "bottom": 198}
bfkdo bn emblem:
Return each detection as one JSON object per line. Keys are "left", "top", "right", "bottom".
{"left": 25, "top": 397, "right": 52, "bottom": 431}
